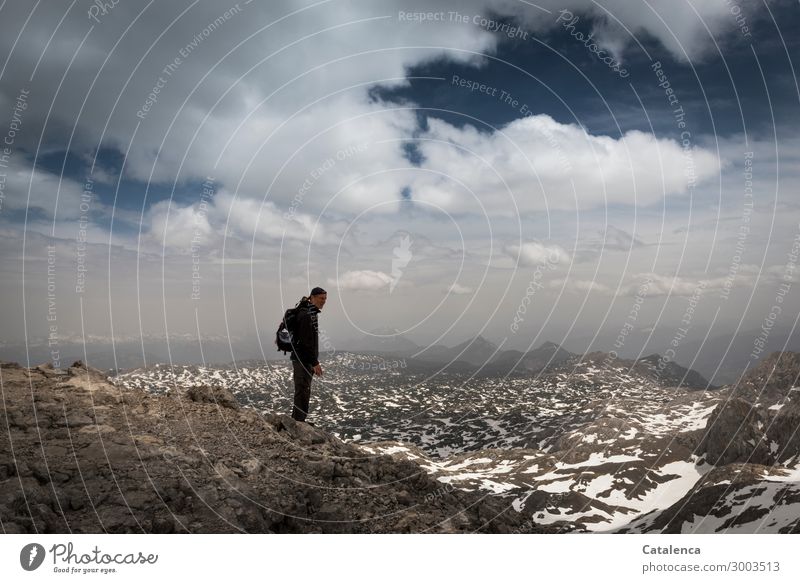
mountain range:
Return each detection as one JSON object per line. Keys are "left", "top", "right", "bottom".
{"left": 5, "top": 324, "right": 798, "bottom": 386}
{"left": 5, "top": 347, "right": 800, "bottom": 533}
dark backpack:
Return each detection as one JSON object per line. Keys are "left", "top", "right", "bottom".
{"left": 275, "top": 297, "right": 307, "bottom": 354}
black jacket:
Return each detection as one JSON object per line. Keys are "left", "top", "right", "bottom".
{"left": 290, "top": 301, "right": 320, "bottom": 367}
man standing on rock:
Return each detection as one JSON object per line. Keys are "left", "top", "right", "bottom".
{"left": 290, "top": 287, "right": 327, "bottom": 422}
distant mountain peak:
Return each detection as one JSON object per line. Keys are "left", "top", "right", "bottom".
{"left": 536, "top": 341, "right": 563, "bottom": 351}
{"left": 455, "top": 335, "right": 498, "bottom": 351}
{"left": 369, "top": 327, "right": 404, "bottom": 336}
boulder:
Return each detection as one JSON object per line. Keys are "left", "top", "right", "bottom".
{"left": 184, "top": 385, "right": 239, "bottom": 409}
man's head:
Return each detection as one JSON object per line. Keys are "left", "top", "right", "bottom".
{"left": 309, "top": 286, "right": 327, "bottom": 310}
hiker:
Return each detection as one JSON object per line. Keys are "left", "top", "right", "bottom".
{"left": 290, "top": 286, "right": 327, "bottom": 422}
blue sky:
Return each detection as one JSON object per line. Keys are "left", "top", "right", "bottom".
{"left": 1, "top": 0, "right": 799, "bottom": 363}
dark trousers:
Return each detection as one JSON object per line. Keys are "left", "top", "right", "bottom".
{"left": 291, "top": 360, "right": 314, "bottom": 421}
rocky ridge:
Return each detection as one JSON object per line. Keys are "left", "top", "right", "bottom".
{"left": 0, "top": 360, "right": 560, "bottom": 534}
{"left": 18, "top": 350, "right": 800, "bottom": 533}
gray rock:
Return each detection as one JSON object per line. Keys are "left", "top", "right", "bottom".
{"left": 697, "top": 398, "right": 772, "bottom": 465}
{"left": 3, "top": 521, "right": 25, "bottom": 533}
{"left": 0, "top": 361, "right": 536, "bottom": 534}
{"left": 767, "top": 403, "right": 800, "bottom": 462}
{"left": 306, "top": 459, "right": 335, "bottom": 478}
{"left": 185, "top": 385, "right": 239, "bottom": 409}
{"left": 241, "top": 458, "right": 263, "bottom": 476}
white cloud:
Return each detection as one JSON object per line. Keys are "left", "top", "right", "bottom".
{"left": 411, "top": 116, "right": 722, "bottom": 214}
{"left": 449, "top": 282, "right": 473, "bottom": 295}
{"left": 0, "top": 0, "right": 499, "bottom": 218}
{"left": 0, "top": 155, "right": 89, "bottom": 220}
{"left": 330, "top": 269, "right": 393, "bottom": 291}
{"left": 214, "top": 191, "right": 332, "bottom": 243}
{"left": 503, "top": 0, "right": 749, "bottom": 62}
{"left": 145, "top": 199, "right": 212, "bottom": 252}
{"left": 505, "top": 241, "right": 570, "bottom": 267}
{"left": 0, "top": 0, "right": 741, "bottom": 225}
{"left": 140, "top": 187, "right": 344, "bottom": 258}
{"left": 622, "top": 271, "right": 760, "bottom": 297}
{"left": 549, "top": 278, "right": 612, "bottom": 294}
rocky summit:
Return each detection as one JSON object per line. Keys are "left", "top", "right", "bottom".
{"left": 0, "top": 360, "right": 557, "bottom": 534}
